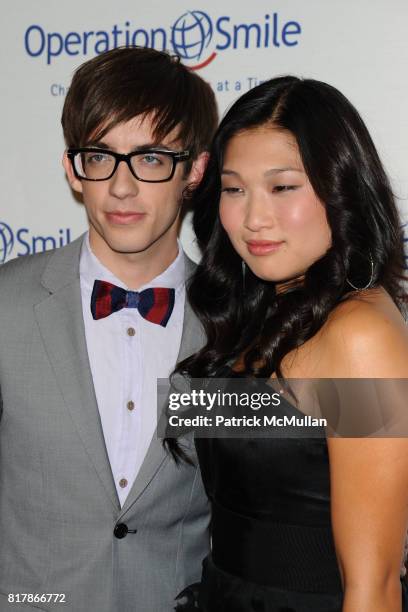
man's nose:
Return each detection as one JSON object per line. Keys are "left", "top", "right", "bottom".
{"left": 108, "top": 160, "right": 139, "bottom": 199}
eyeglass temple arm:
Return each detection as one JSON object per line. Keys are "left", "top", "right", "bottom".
{"left": 174, "top": 151, "right": 190, "bottom": 160}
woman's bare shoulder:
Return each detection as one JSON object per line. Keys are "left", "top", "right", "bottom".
{"left": 318, "top": 288, "right": 408, "bottom": 377}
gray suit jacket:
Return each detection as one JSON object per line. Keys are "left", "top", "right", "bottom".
{"left": 0, "top": 236, "right": 209, "bottom": 612}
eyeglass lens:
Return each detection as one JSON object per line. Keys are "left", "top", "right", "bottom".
{"left": 73, "top": 151, "right": 175, "bottom": 181}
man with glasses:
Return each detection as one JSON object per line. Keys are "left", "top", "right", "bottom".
{"left": 0, "top": 47, "right": 217, "bottom": 612}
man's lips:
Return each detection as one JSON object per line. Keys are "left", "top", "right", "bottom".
{"left": 246, "top": 240, "right": 284, "bottom": 255}
{"left": 106, "top": 211, "right": 146, "bottom": 225}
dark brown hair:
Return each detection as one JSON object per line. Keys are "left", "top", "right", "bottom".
{"left": 61, "top": 46, "right": 218, "bottom": 160}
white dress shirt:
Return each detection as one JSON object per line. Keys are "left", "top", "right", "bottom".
{"left": 80, "top": 234, "right": 185, "bottom": 507}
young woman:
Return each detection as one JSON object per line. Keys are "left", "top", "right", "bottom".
{"left": 171, "top": 76, "right": 408, "bottom": 611}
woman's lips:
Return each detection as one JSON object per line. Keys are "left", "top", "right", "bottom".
{"left": 106, "top": 212, "right": 146, "bottom": 225}
{"left": 246, "top": 240, "right": 284, "bottom": 255}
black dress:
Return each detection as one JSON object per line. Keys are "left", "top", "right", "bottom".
{"left": 190, "top": 369, "right": 408, "bottom": 612}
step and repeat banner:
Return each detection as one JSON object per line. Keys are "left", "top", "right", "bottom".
{"left": 1, "top": 1, "right": 407, "bottom": 263}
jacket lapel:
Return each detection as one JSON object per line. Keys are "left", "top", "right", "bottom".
{"left": 34, "top": 235, "right": 120, "bottom": 511}
{"left": 119, "top": 254, "right": 204, "bottom": 517}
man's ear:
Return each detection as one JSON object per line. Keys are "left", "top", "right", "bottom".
{"left": 62, "top": 150, "right": 83, "bottom": 194}
{"left": 187, "top": 151, "right": 209, "bottom": 188}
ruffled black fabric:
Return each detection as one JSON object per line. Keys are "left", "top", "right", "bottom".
{"left": 174, "top": 583, "right": 201, "bottom": 611}
{"left": 198, "top": 556, "right": 342, "bottom": 612}
{"left": 178, "top": 562, "right": 408, "bottom": 612}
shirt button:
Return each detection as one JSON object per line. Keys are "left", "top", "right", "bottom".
{"left": 127, "top": 327, "right": 136, "bottom": 337}
{"left": 127, "top": 400, "right": 135, "bottom": 411}
{"left": 119, "top": 478, "right": 128, "bottom": 489}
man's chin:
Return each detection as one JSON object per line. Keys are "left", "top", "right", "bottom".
{"left": 106, "top": 234, "right": 176, "bottom": 257}
{"left": 108, "top": 240, "right": 156, "bottom": 256}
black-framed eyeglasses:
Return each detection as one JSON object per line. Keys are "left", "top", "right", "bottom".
{"left": 67, "top": 147, "right": 190, "bottom": 183}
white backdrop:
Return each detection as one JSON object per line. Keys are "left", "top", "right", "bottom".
{"left": 1, "top": 0, "right": 407, "bottom": 264}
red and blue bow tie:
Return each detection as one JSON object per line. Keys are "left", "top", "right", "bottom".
{"left": 91, "top": 280, "right": 175, "bottom": 327}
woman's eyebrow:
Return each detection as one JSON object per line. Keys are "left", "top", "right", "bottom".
{"left": 221, "top": 167, "right": 304, "bottom": 176}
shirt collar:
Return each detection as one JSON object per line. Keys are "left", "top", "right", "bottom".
{"left": 79, "top": 232, "right": 185, "bottom": 292}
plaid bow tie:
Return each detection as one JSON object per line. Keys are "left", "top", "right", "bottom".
{"left": 91, "top": 280, "right": 175, "bottom": 327}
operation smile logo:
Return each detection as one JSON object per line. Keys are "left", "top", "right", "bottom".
{"left": 171, "top": 11, "right": 215, "bottom": 71}
{"left": 0, "top": 222, "right": 71, "bottom": 264}
{"left": 0, "top": 223, "right": 14, "bottom": 264}
{"left": 24, "top": 9, "right": 302, "bottom": 70}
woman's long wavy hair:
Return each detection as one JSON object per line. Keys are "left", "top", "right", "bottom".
{"left": 166, "top": 76, "right": 407, "bottom": 461}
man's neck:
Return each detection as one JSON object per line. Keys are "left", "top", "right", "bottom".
{"left": 88, "top": 234, "right": 180, "bottom": 289}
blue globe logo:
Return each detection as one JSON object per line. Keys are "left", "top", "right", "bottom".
{"left": 171, "top": 11, "right": 213, "bottom": 63}
{"left": 0, "top": 222, "right": 14, "bottom": 264}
